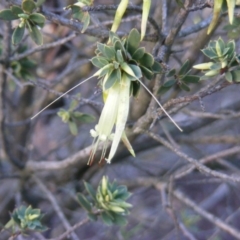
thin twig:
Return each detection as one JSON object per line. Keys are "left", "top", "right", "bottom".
{"left": 173, "top": 189, "right": 240, "bottom": 240}
{"left": 34, "top": 176, "right": 80, "bottom": 240}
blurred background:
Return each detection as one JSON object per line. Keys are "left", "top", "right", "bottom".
{"left": 1, "top": 0, "right": 240, "bottom": 239}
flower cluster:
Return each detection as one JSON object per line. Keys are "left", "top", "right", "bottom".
{"left": 89, "top": 29, "right": 161, "bottom": 164}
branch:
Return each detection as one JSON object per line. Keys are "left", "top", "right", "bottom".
{"left": 173, "top": 189, "right": 240, "bottom": 240}
{"left": 145, "top": 130, "right": 240, "bottom": 183}
{"left": 34, "top": 176, "right": 80, "bottom": 240}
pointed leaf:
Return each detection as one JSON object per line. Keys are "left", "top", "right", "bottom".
{"left": 28, "top": 24, "right": 43, "bottom": 45}
{"left": 116, "top": 50, "right": 124, "bottom": 63}
{"left": 179, "top": 60, "right": 190, "bottom": 76}
{"left": 202, "top": 48, "right": 217, "bottom": 59}
{"left": 88, "top": 213, "right": 98, "bottom": 221}
{"left": 101, "top": 212, "right": 113, "bottom": 225}
{"left": 126, "top": 28, "right": 141, "bottom": 54}
{"left": 181, "top": 75, "right": 200, "bottom": 83}
{"left": 163, "top": 79, "right": 177, "bottom": 87}
{"left": 104, "top": 69, "right": 119, "bottom": 90}
{"left": 84, "top": 182, "right": 97, "bottom": 201}
{"left": 225, "top": 71, "right": 233, "bottom": 82}
{"left": 140, "top": 65, "right": 153, "bottom": 80}
{"left": 132, "top": 47, "right": 145, "bottom": 60}
{"left": 77, "top": 193, "right": 92, "bottom": 212}
{"left": 151, "top": 61, "right": 162, "bottom": 73}
{"left": 12, "top": 25, "right": 25, "bottom": 45}
{"left": 0, "top": 9, "right": 19, "bottom": 20}
{"left": 166, "top": 68, "right": 176, "bottom": 77}
{"left": 68, "top": 121, "right": 78, "bottom": 135}
{"left": 81, "top": 12, "right": 90, "bottom": 33}
{"left": 231, "top": 70, "right": 240, "bottom": 82}
{"left": 91, "top": 56, "right": 109, "bottom": 68}
{"left": 104, "top": 46, "right": 115, "bottom": 60}
{"left": 11, "top": 6, "right": 24, "bottom": 15}
{"left": 128, "top": 64, "right": 142, "bottom": 79}
{"left": 180, "top": 82, "right": 190, "bottom": 91}
{"left": 29, "top": 13, "right": 45, "bottom": 28}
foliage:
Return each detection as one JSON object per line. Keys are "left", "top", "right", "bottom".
{"left": 0, "top": 0, "right": 45, "bottom": 45}
{"left": 58, "top": 99, "right": 95, "bottom": 135}
{"left": 158, "top": 60, "right": 200, "bottom": 93}
{"left": 77, "top": 176, "right": 132, "bottom": 226}
{"left": 193, "top": 38, "right": 240, "bottom": 82}
{"left": 207, "top": 0, "right": 240, "bottom": 34}
{"left": 4, "top": 206, "right": 47, "bottom": 234}
{"left": 65, "top": 0, "right": 93, "bottom": 33}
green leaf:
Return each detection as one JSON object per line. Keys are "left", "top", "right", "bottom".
{"left": 101, "top": 212, "right": 113, "bottom": 225}
{"left": 130, "top": 80, "right": 140, "bottom": 97}
{"left": 128, "top": 64, "right": 142, "bottom": 79}
{"left": 116, "top": 50, "right": 124, "bottom": 63}
{"left": 84, "top": 182, "right": 97, "bottom": 201}
{"left": 12, "top": 25, "right": 25, "bottom": 45}
{"left": 216, "top": 37, "right": 225, "bottom": 55}
{"left": 104, "top": 46, "right": 115, "bottom": 60}
{"left": 202, "top": 48, "right": 217, "bottom": 59}
{"left": 140, "top": 65, "right": 153, "bottom": 80}
{"left": 163, "top": 79, "right": 177, "bottom": 87}
{"left": 179, "top": 60, "right": 190, "bottom": 76}
{"left": 180, "top": 82, "right": 190, "bottom": 91}
{"left": 139, "top": 53, "right": 154, "bottom": 68}
{"left": 109, "top": 31, "right": 120, "bottom": 44}
{"left": 77, "top": 193, "right": 92, "bottom": 212}
{"left": 81, "top": 12, "right": 90, "bottom": 33}
{"left": 68, "top": 121, "right": 78, "bottom": 135}
{"left": 88, "top": 213, "right": 98, "bottom": 221}
{"left": 166, "top": 68, "right": 176, "bottom": 77}
{"left": 225, "top": 71, "right": 232, "bottom": 82}
{"left": 132, "top": 47, "right": 145, "bottom": 60}
{"left": 29, "top": 13, "right": 45, "bottom": 28}
{"left": 97, "top": 42, "right": 106, "bottom": 56}
{"left": 126, "top": 28, "right": 141, "bottom": 55}
{"left": 231, "top": 70, "right": 240, "bottom": 82}
{"left": 22, "top": 0, "right": 36, "bottom": 14}
{"left": 11, "top": 6, "right": 24, "bottom": 15}
{"left": 91, "top": 56, "right": 109, "bottom": 68}
{"left": 0, "top": 9, "right": 19, "bottom": 20}
{"left": 28, "top": 24, "right": 43, "bottom": 45}
{"left": 105, "top": 69, "right": 119, "bottom": 89}
{"left": 112, "top": 213, "right": 128, "bottom": 226}
{"left": 72, "top": 112, "right": 95, "bottom": 123}
{"left": 151, "top": 61, "right": 162, "bottom": 73}
{"left": 209, "top": 62, "right": 222, "bottom": 70}
{"left": 181, "top": 75, "right": 200, "bottom": 83}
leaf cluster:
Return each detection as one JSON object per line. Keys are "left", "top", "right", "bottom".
{"left": 158, "top": 60, "right": 200, "bottom": 93}
{"left": 4, "top": 205, "right": 47, "bottom": 234}
{"left": 193, "top": 38, "right": 240, "bottom": 82}
{"left": 77, "top": 176, "right": 132, "bottom": 226}
{"left": 58, "top": 99, "right": 95, "bottom": 135}
{"left": 92, "top": 29, "right": 162, "bottom": 97}
{"left": 0, "top": 0, "right": 46, "bottom": 45}
{"left": 65, "top": 0, "right": 93, "bottom": 33}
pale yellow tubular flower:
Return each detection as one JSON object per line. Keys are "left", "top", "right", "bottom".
{"left": 226, "top": 0, "right": 235, "bottom": 24}
{"left": 111, "top": 0, "right": 129, "bottom": 33}
{"left": 141, "top": 0, "right": 151, "bottom": 40}
{"left": 106, "top": 73, "right": 131, "bottom": 163}
{"left": 88, "top": 81, "right": 121, "bottom": 164}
